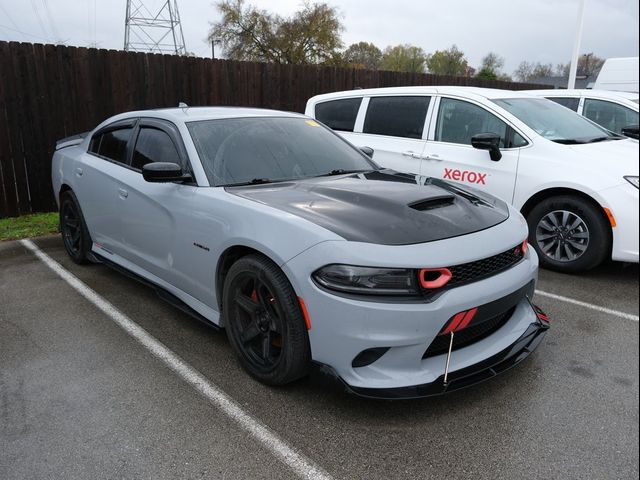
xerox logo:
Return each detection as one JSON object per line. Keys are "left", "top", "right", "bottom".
{"left": 444, "top": 168, "right": 487, "bottom": 185}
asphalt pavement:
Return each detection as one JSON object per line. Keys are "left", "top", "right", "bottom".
{"left": 1, "top": 235, "right": 638, "bottom": 480}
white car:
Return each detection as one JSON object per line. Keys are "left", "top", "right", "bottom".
{"left": 306, "top": 87, "right": 639, "bottom": 273}
{"left": 525, "top": 89, "right": 639, "bottom": 138}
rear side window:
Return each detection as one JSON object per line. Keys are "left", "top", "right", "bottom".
{"left": 131, "top": 127, "right": 180, "bottom": 171}
{"left": 363, "top": 96, "right": 430, "bottom": 139}
{"left": 315, "top": 98, "right": 362, "bottom": 132}
{"left": 436, "top": 98, "right": 511, "bottom": 147}
{"left": 90, "top": 128, "right": 132, "bottom": 163}
{"left": 547, "top": 97, "right": 580, "bottom": 112}
{"left": 583, "top": 99, "right": 639, "bottom": 135}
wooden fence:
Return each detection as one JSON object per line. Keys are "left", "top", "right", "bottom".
{"left": 0, "top": 41, "right": 549, "bottom": 217}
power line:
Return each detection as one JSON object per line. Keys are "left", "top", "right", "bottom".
{"left": 41, "top": 0, "right": 60, "bottom": 40}
{"left": 0, "top": 23, "right": 51, "bottom": 42}
{"left": 29, "top": 0, "right": 52, "bottom": 40}
{"left": 0, "top": 3, "right": 22, "bottom": 31}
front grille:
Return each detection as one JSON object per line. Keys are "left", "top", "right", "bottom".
{"left": 444, "top": 246, "right": 524, "bottom": 290}
{"left": 422, "top": 306, "right": 516, "bottom": 359}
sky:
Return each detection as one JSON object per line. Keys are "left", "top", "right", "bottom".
{"left": 0, "top": 0, "right": 638, "bottom": 75}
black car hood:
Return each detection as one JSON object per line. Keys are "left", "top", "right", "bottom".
{"left": 226, "top": 170, "right": 509, "bottom": 245}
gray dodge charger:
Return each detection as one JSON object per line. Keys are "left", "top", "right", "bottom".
{"left": 52, "top": 106, "right": 549, "bottom": 399}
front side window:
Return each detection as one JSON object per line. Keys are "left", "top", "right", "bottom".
{"left": 363, "top": 96, "right": 430, "bottom": 139}
{"left": 583, "top": 99, "right": 639, "bottom": 135}
{"left": 187, "top": 117, "right": 376, "bottom": 186}
{"left": 90, "top": 128, "right": 132, "bottom": 163}
{"left": 315, "top": 98, "right": 362, "bottom": 132}
{"left": 494, "top": 97, "right": 617, "bottom": 143}
{"left": 547, "top": 97, "right": 580, "bottom": 112}
{"left": 131, "top": 127, "right": 180, "bottom": 170}
{"left": 436, "top": 98, "right": 511, "bottom": 147}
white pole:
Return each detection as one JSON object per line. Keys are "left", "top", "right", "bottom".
{"left": 568, "top": 0, "right": 586, "bottom": 89}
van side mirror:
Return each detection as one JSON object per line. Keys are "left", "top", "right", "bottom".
{"left": 621, "top": 125, "right": 639, "bottom": 140}
{"left": 471, "top": 133, "right": 502, "bottom": 161}
{"left": 142, "top": 162, "right": 192, "bottom": 183}
{"left": 360, "top": 146, "right": 374, "bottom": 158}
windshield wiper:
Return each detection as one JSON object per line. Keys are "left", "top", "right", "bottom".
{"left": 224, "top": 178, "right": 273, "bottom": 187}
{"left": 552, "top": 139, "right": 584, "bottom": 144}
{"left": 316, "top": 168, "right": 375, "bottom": 177}
{"left": 586, "top": 136, "right": 616, "bottom": 143}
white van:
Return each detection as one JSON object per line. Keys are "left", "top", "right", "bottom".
{"left": 593, "top": 57, "right": 639, "bottom": 93}
{"left": 305, "top": 86, "right": 639, "bottom": 273}
{"left": 525, "top": 89, "right": 639, "bottom": 138}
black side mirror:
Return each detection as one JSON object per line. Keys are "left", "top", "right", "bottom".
{"left": 621, "top": 125, "right": 639, "bottom": 140}
{"left": 471, "top": 133, "right": 502, "bottom": 161}
{"left": 360, "top": 146, "right": 374, "bottom": 158}
{"left": 142, "top": 162, "right": 192, "bottom": 183}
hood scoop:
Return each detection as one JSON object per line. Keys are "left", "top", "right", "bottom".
{"left": 409, "top": 195, "right": 455, "bottom": 211}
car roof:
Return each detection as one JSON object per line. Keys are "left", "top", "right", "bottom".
{"left": 106, "top": 106, "right": 305, "bottom": 125}
{"left": 308, "top": 86, "right": 536, "bottom": 103}
{"left": 524, "top": 89, "right": 639, "bottom": 101}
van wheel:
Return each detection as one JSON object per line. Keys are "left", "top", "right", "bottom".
{"left": 526, "top": 195, "right": 610, "bottom": 273}
{"left": 59, "top": 190, "right": 92, "bottom": 264}
{"left": 222, "top": 254, "right": 311, "bottom": 385}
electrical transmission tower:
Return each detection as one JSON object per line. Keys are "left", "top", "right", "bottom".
{"left": 124, "top": 0, "right": 187, "bottom": 55}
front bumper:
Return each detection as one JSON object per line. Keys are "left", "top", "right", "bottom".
{"left": 600, "top": 182, "right": 639, "bottom": 263}
{"left": 316, "top": 316, "right": 549, "bottom": 399}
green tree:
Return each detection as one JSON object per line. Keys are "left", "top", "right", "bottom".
{"left": 475, "top": 52, "right": 506, "bottom": 80}
{"left": 209, "top": 0, "right": 343, "bottom": 64}
{"left": 343, "top": 42, "right": 382, "bottom": 70}
{"left": 426, "top": 45, "right": 468, "bottom": 76}
{"left": 380, "top": 44, "right": 427, "bottom": 73}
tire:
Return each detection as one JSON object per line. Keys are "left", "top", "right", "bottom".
{"left": 526, "top": 195, "right": 611, "bottom": 273}
{"left": 59, "top": 190, "right": 92, "bottom": 264}
{"left": 222, "top": 254, "right": 311, "bottom": 385}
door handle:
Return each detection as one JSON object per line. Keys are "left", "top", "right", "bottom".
{"left": 118, "top": 188, "right": 128, "bottom": 198}
{"left": 402, "top": 150, "right": 423, "bottom": 159}
{"left": 424, "top": 153, "right": 444, "bottom": 162}
{"left": 75, "top": 167, "right": 83, "bottom": 176}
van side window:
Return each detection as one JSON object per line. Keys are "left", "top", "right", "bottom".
{"left": 583, "top": 99, "right": 639, "bottom": 135}
{"left": 89, "top": 128, "right": 133, "bottom": 164}
{"left": 315, "top": 98, "right": 362, "bottom": 132}
{"left": 436, "top": 98, "right": 510, "bottom": 147}
{"left": 547, "top": 97, "right": 580, "bottom": 112}
{"left": 363, "top": 96, "right": 430, "bottom": 139}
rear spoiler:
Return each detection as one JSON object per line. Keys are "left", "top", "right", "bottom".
{"left": 55, "top": 131, "right": 90, "bottom": 150}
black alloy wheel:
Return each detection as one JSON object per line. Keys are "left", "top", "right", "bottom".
{"left": 223, "top": 254, "right": 310, "bottom": 385}
{"left": 59, "top": 190, "right": 91, "bottom": 264}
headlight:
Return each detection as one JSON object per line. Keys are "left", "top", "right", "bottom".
{"left": 312, "top": 264, "right": 418, "bottom": 295}
{"left": 624, "top": 176, "right": 639, "bottom": 189}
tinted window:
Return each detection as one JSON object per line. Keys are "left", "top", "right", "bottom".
{"left": 131, "top": 127, "right": 180, "bottom": 170}
{"left": 187, "top": 117, "right": 376, "bottom": 186}
{"left": 91, "top": 128, "right": 132, "bottom": 163}
{"left": 363, "top": 96, "right": 430, "bottom": 139}
{"left": 494, "top": 98, "right": 618, "bottom": 143}
{"left": 583, "top": 99, "right": 639, "bottom": 135}
{"left": 315, "top": 98, "right": 362, "bottom": 132}
{"left": 436, "top": 98, "right": 510, "bottom": 147}
{"left": 547, "top": 97, "right": 580, "bottom": 112}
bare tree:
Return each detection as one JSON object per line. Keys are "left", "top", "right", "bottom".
{"left": 209, "top": 0, "right": 343, "bottom": 64}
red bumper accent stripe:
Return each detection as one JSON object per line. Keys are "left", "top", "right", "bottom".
{"left": 455, "top": 307, "right": 478, "bottom": 331}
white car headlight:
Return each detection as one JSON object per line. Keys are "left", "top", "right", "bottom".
{"left": 624, "top": 176, "right": 639, "bottom": 189}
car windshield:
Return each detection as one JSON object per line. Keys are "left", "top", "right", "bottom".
{"left": 187, "top": 117, "right": 377, "bottom": 186}
{"left": 493, "top": 97, "right": 619, "bottom": 144}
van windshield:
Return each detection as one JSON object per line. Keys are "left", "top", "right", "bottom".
{"left": 493, "top": 98, "right": 621, "bottom": 144}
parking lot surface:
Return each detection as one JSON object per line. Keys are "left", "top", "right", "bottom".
{"left": 1, "top": 235, "right": 638, "bottom": 480}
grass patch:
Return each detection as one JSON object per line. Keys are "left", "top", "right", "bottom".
{"left": 0, "top": 212, "right": 59, "bottom": 241}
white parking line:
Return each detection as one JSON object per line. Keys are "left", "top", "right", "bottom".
{"left": 20, "top": 239, "right": 334, "bottom": 480}
{"left": 535, "top": 289, "right": 639, "bottom": 322}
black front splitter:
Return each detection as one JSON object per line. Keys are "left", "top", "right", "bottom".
{"left": 312, "top": 320, "right": 549, "bottom": 400}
